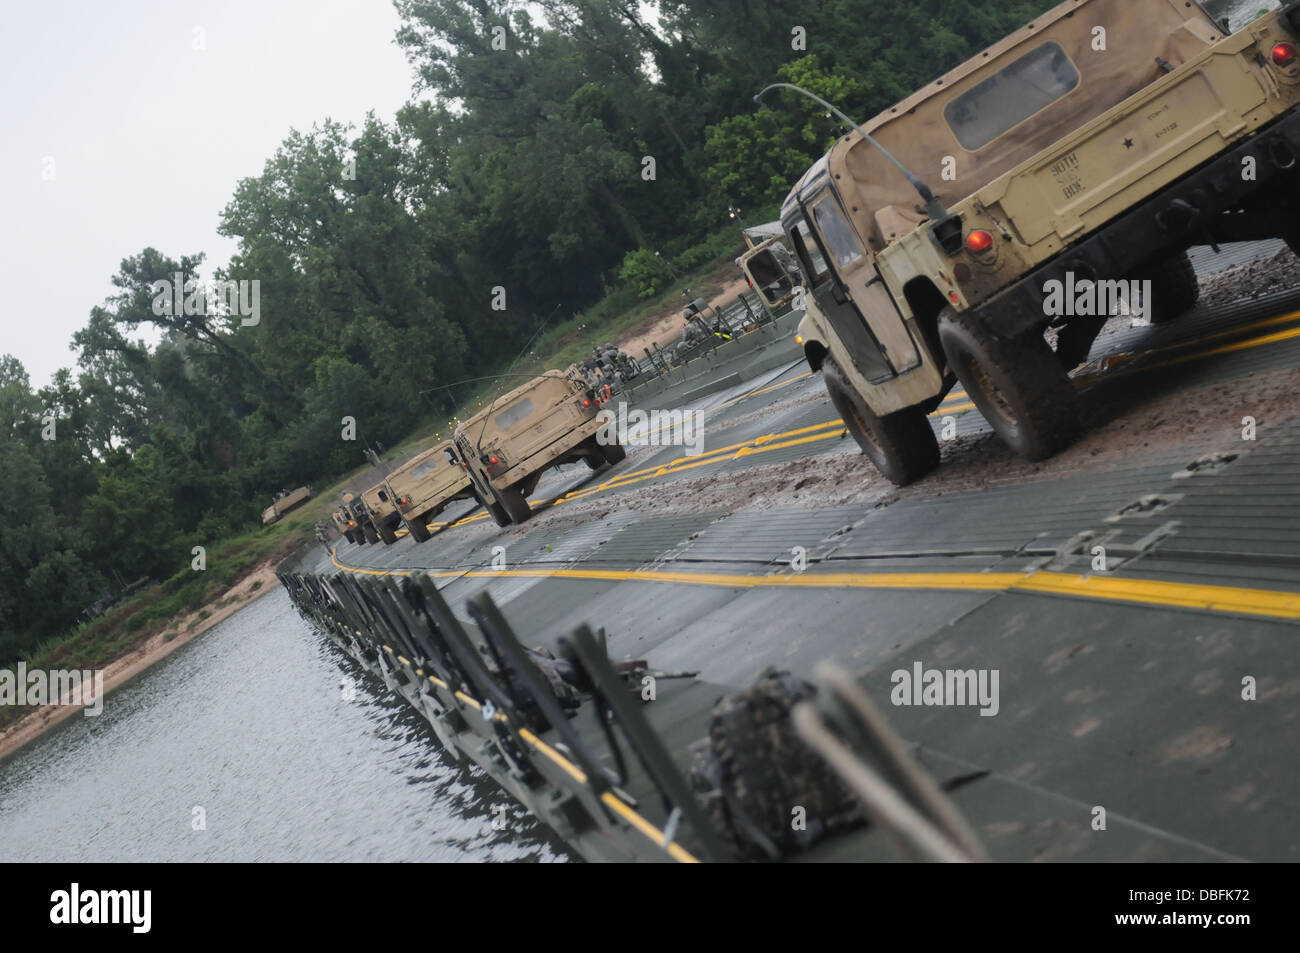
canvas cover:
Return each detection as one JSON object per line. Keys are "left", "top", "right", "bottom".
{"left": 820, "top": 0, "right": 1222, "bottom": 249}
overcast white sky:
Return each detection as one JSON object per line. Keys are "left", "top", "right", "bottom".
{"left": 1, "top": 0, "right": 417, "bottom": 388}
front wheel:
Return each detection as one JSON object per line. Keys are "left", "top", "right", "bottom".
{"left": 822, "top": 356, "right": 939, "bottom": 486}
{"left": 938, "top": 307, "right": 1079, "bottom": 461}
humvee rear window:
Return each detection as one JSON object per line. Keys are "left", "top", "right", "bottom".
{"left": 944, "top": 42, "right": 1079, "bottom": 151}
{"left": 495, "top": 397, "right": 535, "bottom": 431}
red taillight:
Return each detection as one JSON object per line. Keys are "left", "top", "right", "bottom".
{"left": 965, "top": 230, "right": 994, "bottom": 254}
{"left": 1273, "top": 42, "right": 1298, "bottom": 67}
{"left": 582, "top": 398, "right": 591, "bottom": 407}
{"left": 489, "top": 456, "right": 499, "bottom": 465}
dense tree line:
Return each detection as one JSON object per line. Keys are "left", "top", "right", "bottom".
{"left": 2, "top": 0, "right": 1067, "bottom": 662}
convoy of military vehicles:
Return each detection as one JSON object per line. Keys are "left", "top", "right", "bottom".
{"left": 318, "top": 0, "right": 1300, "bottom": 543}
{"left": 330, "top": 368, "right": 624, "bottom": 545}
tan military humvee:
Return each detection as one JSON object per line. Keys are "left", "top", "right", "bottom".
{"left": 736, "top": 224, "right": 802, "bottom": 318}
{"left": 453, "top": 370, "right": 623, "bottom": 525}
{"left": 339, "top": 491, "right": 376, "bottom": 545}
{"left": 383, "top": 440, "right": 478, "bottom": 543}
{"left": 783, "top": 0, "right": 1300, "bottom": 485}
{"left": 330, "top": 507, "right": 353, "bottom": 544}
{"left": 261, "top": 485, "right": 312, "bottom": 526}
{"left": 359, "top": 479, "right": 403, "bottom": 545}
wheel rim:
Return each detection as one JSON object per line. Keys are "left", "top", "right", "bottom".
{"left": 964, "top": 353, "right": 1019, "bottom": 432}
{"left": 844, "top": 395, "right": 883, "bottom": 454}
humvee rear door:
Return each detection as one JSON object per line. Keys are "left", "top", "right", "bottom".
{"left": 740, "top": 237, "right": 796, "bottom": 310}
{"left": 798, "top": 192, "right": 920, "bottom": 382}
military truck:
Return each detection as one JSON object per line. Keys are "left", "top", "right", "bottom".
{"left": 737, "top": 223, "right": 802, "bottom": 318}
{"left": 383, "top": 440, "right": 479, "bottom": 543}
{"left": 261, "top": 485, "right": 312, "bottom": 526}
{"left": 359, "top": 479, "right": 404, "bottom": 545}
{"left": 329, "top": 507, "right": 354, "bottom": 545}
{"left": 780, "top": 0, "right": 1300, "bottom": 485}
{"left": 339, "top": 492, "right": 378, "bottom": 545}
{"left": 453, "top": 370, "right": 625, "bottom": 525}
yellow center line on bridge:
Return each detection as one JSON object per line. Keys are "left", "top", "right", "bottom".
{"left": 329, "top": 547, "right": 1300, "bottom": 623}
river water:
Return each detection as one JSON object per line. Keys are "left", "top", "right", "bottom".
{"left": 0, "top": 589, "right": 570, "bottom": 862}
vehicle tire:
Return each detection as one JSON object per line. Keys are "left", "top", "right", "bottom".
{"left": 497, "top": 484, "right": 532, "bottom": 524}
{"left": 406, "top": 517, "right": 431, "bottom": 543}
{"left": 585, "top": 454, "right": 603, "bottom": 470}
{"left": 484, "top": 498, "right": 511, "bottom": 527}
{"left": 822, "top": 356, "right": 939, "bottom": 486}
{"left": 343, "top": 530, "right": 356, "bottom": 545}
{"left": 378, "top": 521, "right": 398, "bottom": 545}
{"left": 602, "top": 442, "right": 627, "bottom": 465}
{"left": 1132, "top": 250, "right": 1199, "bottom": 324}
{"left": 938, "top": 307, "right": 1079, "bottom": 461}
{"left": 361, "top": 522, "right": 380, "bottom": 545}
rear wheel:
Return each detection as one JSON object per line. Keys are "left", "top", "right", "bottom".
{"left": 602, "top": 442, "right": 626, "bottom": 465}
{"left": 1132, "top": 250, "right": 1199, "bottom": 324}
{"left": 361, "top": 522, "right": 380, "bottom": 545}
{"left": 822, "top": 356, "right": 939, "bottom": 486}
{"left": 343, "top": 530, "right": 356, "bottom": 545}
{"left": 497, "top": 484, "right": 533, "bottom": 524}
{"left": 406, "top": 516, "right": 431, "bottom": 543}
{"left": 378, "top": 520, "right": 398, "bottom": 545}
{"left": 484, "top": 498, "right": 511, "bottom": 527}
{"left": 938, "top": 307, "right": 1079, "bottom": 461}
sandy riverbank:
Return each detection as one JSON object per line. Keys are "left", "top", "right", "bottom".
{"left": 0, "top": 560, "right": 284, "bottom": 764}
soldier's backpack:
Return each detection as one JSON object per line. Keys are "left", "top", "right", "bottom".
{"left": 689, "top": 666, "right": 863, "bottom": 860}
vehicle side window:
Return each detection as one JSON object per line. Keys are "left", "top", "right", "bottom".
{"left": 810, "top": 195, "right": 865, "bottom": 270}
{"left": 378, "top": 489, "right": 388, "bottom": 502}
{"left": 495, "top": 397, "right": 535, "bottom": 431}
{"left": 787, "top": 220, "right": 830, "bottom": 286}
{"left": 944, "top": 42, "right": 1080, "bottom": 151}
{"left": 443, "top": 448, "right": 458, "bottom": 466}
